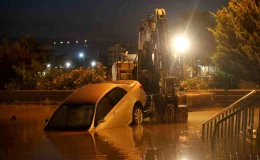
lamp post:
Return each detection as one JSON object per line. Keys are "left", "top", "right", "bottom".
{"left": 53, "top": 42, "right": 57, "bottom": 67}
{"left": 79, "top": 53, "right": 84, "bottom": 68}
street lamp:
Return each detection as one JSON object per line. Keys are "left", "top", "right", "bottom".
{"left": 66, "top": 62, "right": 71, "bottom": 68}
{"left": 172, "top": 36, "right": 190, "bottom": 52}
{"left": 79, "top": 53, "right": 85, "bottom": 67}
{"left": 91, "top": 61, "right": 96, "bottom": 68}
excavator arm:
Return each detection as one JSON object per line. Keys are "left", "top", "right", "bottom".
{"left": 137, "top": 8, "right": 172, "bottom": 94}
{"left": 137, "top": 8, "right": 187, "bottom": 123}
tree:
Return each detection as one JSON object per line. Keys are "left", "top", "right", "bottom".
{"left": 0, "top": 35, "right": 51, "bottom": 89}
{"left": 0, "top": 39, "right": 15, "bottom": 89}
{"left": 209, "top": 0, "right": 260, "bottom": 84}
{"left": 4, "top": 60, "right": 45, "bottom": 90}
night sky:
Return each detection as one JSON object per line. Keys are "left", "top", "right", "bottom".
{"left": 0, "top": 0, "right": 229, "bottom": 44}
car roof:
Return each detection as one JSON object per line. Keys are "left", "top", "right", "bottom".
{"left": 107, "top": 80, "right": 137, "bottom": 86}
{"left": 63, "top": 83, "right": 114, "bottom": 104}
{"left": 62, "top": 80, "right": 138, "bottom": 104}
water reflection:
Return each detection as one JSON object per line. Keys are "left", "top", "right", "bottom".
{"left": 43, "top": 123, "right": 208, "bottom": 160}
{"left": 0, "top": 105, "right": 259, "bottom": 160}
{"left": 0, "top": 119, "right": 47, "bottom": 160}
{"left": 45, "top": 127, "right": 141, "bottom": 160}
{"left": 211, "top": 136, "right": 260, "bottom": 160}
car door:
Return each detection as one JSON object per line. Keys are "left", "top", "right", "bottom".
{"left": 95, "top": 87, "right": 128, "bottom": 129}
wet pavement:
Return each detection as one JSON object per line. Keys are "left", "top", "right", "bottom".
{"left": 0, "top": 105, "right": 259, "bottom": 160}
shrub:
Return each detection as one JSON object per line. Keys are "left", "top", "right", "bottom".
{"left": 36, "top": 68, "right": 106, "bottom": 90}
{"left": 182, "top": 76, "right": 210, "bottom": 90}
{"left": 182, "top": 70, "right": 239, "bottom": 90}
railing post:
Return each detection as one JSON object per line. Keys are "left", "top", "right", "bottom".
{"left": 202, "top": 124, "right": 205, "bottom": 139}
{"left": 228, "top": 113, "right": 231, "bottom": 137}
{"left": 217, "top": 117, "right": 220, "bottom": 138}
{"left": 207, "top": 123, "right": 209, "bottom": 139}
{"left": 248, "top": 106, "right": 252, "bottom": 126}
{"left": 257, "top": 107, "right": 260, "bottom": 143}
{"left": 251, "top": 105, "right": 255, "bottom": 139}
{"left": 238, "top": 111, "right": 241, "bottom": 135}
{"left": 231, "top": 113, "right": 234, "bottom": 136}
{"left": 243, "top": 108, "right": 247, "bottom": 132}
{"left": 224, "top": 112, "right": 227, "bottom": 137}
{"left": 210, "top": 121, "right": 213, "bottom": 139}
{"left": 221, "top": 114, "right": 224, "bottom": 138}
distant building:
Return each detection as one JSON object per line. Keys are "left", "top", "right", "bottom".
{"left": 198, "top": 65, "right": 218, "bottom": 77}
{"left": 43, "top": 40, "right": 106, "bottom": 69}
{"left": 107, "top": 44, "right": 126, "bottom": 66}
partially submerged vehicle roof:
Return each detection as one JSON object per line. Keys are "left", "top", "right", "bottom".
{"left": 107, "top": 80, "right": 138, "bottom": 86}
{"left": 62, "top": 80, "right": 138, "bottom": 104}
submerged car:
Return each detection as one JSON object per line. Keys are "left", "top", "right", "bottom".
{"left": 44, "top": 80, "right": 147, "bottom": 131}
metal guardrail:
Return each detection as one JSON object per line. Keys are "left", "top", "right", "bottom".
{"left": 202, "top": 90, "right": 256, "bottom": 140}
{"left": 211, "top": 101, "right": 258, "bottom": 149}
{"left": 0, "top": 90, "right": 74, "bottom": 102}
{"left": 190, "top": 89, "right": 260, "bottom": 105}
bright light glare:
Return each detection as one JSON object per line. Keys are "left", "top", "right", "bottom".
{"left": 173, "top": 36, "right": 190, "bottom": 52}
{"left": 47, "top": 64, "right": 51, "bottom": 68}
{"left": 79, "top": 53, "right": 84, "bottom": 58}
{"left": 91, "top": 61, "right": 96, "bottom": 67}
{"left": 60, "top": 41, "right": 63, "bottom": 44}
{"left": 76, "top": 41, "right": 78, "bottom": 43}
{"left": 66, "top": 62, "right": 71, "bottom": 68}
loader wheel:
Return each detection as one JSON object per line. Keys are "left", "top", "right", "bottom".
{"left": 132, "top": 106, "right": 143, "bottom": 125}
{"left": 164, "top": 104, "right": 176, "bottom": 123}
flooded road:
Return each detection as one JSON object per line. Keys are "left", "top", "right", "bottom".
{"left": 0, "top": 105, "right": 259, "bottom": 160}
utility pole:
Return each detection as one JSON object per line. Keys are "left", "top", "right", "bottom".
{"left": 53, "top": 42, "right": 57, "bottom": 68}
{"left": 116, "top": 44, "right": 120, "bottom": 80}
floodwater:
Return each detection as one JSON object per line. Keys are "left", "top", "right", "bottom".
{"left": 0, "top": 105, "right": 259, "bottom": 160}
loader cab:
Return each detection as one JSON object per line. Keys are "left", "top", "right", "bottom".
{"left": 161, "top": 77, "right": 179, "bottom": 98}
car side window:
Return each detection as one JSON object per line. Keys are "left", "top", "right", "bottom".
{"left": 96, "top": 95, "right": 113, "bottom": 121}
{"left": 95, "top": 87, "right": 127, "bottom": 123}
{"left": 107, "top": 87, "right": 127, "bottom": 105}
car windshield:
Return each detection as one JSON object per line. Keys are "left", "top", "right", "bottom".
{"left": 45, "top": 104, "right": 95, "bottom": 131}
